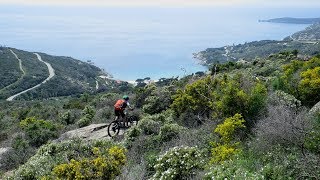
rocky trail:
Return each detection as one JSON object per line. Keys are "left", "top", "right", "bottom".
{"left": 55, "top": 123, "right": 126, "bottom": 142}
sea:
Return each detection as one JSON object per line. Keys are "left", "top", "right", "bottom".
{"left": 0, "top": 6, "right": 319, "bottom": 80}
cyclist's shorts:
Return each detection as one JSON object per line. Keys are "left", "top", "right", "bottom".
{"left": 115, "top": 109, "right": 125, "bottom": 118}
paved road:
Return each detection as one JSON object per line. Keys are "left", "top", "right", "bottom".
{"left": 6, "top": 53, "right": 55, "bottom": 101}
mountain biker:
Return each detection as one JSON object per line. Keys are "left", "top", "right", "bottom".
{"left": 114, "top": 95, "right": 133, "bottom": 126}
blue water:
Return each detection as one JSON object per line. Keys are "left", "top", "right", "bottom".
{"left": 0, "top": 6, "right": 319, "bottom": 80}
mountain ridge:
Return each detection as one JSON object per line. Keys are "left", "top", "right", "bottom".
{"left": 0, "top": 47, "right": 126, "bottom": 100}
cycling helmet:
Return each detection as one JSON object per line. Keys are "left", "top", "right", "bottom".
{"left": 123, "top": 95, "right": 129, "bottom": 100}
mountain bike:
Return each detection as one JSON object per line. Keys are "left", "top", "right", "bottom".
{"left": 107, "top": 111, "right": 139, "bottom": 137}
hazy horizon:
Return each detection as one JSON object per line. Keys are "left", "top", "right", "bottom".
{"left": 0, "top": 0, "right": 320, "bottom": 7}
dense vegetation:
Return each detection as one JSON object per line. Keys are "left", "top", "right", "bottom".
{"left": 0, "top": 47, "right": 129, "bottom": 100}
{"left": 0, "top": 48, "right": 49, "bottom": 99}
{"left": 0, "top": 47, "right": 22, "bottom": 90}
{"left": 1, "top": 25, "right": 320, "bottom": 178}
{"left": 1, "top": 46, "right": 320, "bottom": 179}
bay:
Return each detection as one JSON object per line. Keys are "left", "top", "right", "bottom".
{"left": 0, "top": 6, "right": 318, "bottom": 80}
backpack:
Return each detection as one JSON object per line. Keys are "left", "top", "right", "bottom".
{"left": 114, "top": 99, "right": 125, "bottom": 110}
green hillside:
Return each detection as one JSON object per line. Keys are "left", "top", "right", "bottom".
{"left": 0, "top": 47, "right": 127, "bottom": 100}
{"left": 284, "top": 23, "right": 320, "bottom": 41}
{"left": 0, "top": 48, "right": 22, "bottom": 89}
{"left": 195, "top": 23, "right": 320, "bottom": 66}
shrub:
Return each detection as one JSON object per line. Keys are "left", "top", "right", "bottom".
{"left": 147, "top": 110, "right": 175, "bottom": 124}
{"left": 210, "top": 143, "right": 241, "bottom": 164}
{"left": 204, "top": 160, "right": 264, "bottom": 180}
{"left": 275, "top": 57, "right": 320, "bottom": 106}
{"left": 142, "top": 86, "right": 174, "bottom": 115}
{"left": 138, "top": 118, "right": 161, "bottom": 135}
{"left": 247, "top": 83, "right": 267, "bottom": 121}
{"left": 177, "top": 109, "right": 201, "bottom": 128}
{"left": 59, "top": 110, "right": 75, "bottom": 125}
{"left": 254, "top": 105, "right": 311, "bottom": 149}
{"left": 20, "top": 117, "right": 59, "bottom": 147}
{"left": 51, "top": 146, "right": 126, "bottom": 180}
{"left": 205, "top": 146, "right": 304, "bottom": 180}
{"left": 0, "top": 134, "right": 34, "bottom": 171}
{"left": 77, "top": 114, "right": 92, "bottom": 128}
{"left": 124, "top": 126, "right": 142, "bottom": 147}
{"left": 210, "top": 114, "right": 245, "bottom": 164}
{"left": 76, "top": 105, "right": 96, "bottom": 127}
{"left": 299, "top": 66, "right": 320, "bottom": 106}
{"left": 144, "top": 151, "right": 159, "bottom": 173}
{"left": 305, "top": 113, "right": 320, "bottom": 153}
{"left": 151, "top": 146, "right": 205, "bottom": 180}
{"left": 158, "top": 124, "right": 186, "bottom": 142}
{"left": 171, "top": 74, "right": 267, "bottom": 123}
{"left": 82, "top": 105, "right": 95, "bottom": 120}
{"left": 214, "top": 114, "right": 245, "bottom": 144}
{"left": 269, "top": 90, "right": 301, "bottom": 108}
{"left": 94, "top": 108, "right": 112, "bottom": 123}
{"left": 10, "top": 139, "right": 119, "bottom": 179}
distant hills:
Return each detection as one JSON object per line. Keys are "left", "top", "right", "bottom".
{"left": 0, "top": 47, "right": 130, "bottom": 100}
{"left": 194, "top": 23, "right": 320, "bottom": 66}
{"left": 259, "top": 17, "right": 320, "bottom": 24}
{"left": 284, "top": 23, "right": 320, "bottom": 41}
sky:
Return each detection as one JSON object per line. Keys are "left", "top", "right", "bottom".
{"left": 0, "top": 0, "right": 319, "bottom": 7}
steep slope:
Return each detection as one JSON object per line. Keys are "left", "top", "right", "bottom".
{"left": 6, "top": 53, "right": 55, "bottom": 101}
{"left": 0, "top": 47, "right": 110, "bottom": 100}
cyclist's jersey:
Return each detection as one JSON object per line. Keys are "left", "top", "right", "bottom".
{"left": 114, "top": 99, "right": 130, "bottom": 110}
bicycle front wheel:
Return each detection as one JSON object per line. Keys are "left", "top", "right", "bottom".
{"left": 127, "top": 116, "right": 138, "bottom": 127}
{"left": 108, "top": 121, "right": 120, "bottom": 137}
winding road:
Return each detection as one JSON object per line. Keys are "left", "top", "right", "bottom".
{"left": 6, "top": 53, "right": 55, "bottom": 101}
{"left": 0, "top": 50, "right": 26, "bottom": 92}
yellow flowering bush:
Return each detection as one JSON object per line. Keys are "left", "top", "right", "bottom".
{"left": 51, "top": 146, "right": 126, "bottom": 180}
{"left": 276, "top": 56, "right": 320, "bottom": 106}
{"left": 211, "top": 114, "right": 245, "bottom": 163}
{"left": 214, "top": 114, "right": 245, "bottom": 143}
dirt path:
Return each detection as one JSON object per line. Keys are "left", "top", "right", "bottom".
{"left": 6, "top": 53, "right": 55, "bottom": 101}
{"left": 10, "top": 49, "right": 25, "bottom": 75}
{"left": 0, "top": 50, "right": 26, "bottom": 92}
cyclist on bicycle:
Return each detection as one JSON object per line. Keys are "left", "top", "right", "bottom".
{"left": 114, "top": 95, "right": 133, "bottom": 126}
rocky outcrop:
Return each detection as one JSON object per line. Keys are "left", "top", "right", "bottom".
{"left": 55, "top": 123, "right": 125, "bottom": 142}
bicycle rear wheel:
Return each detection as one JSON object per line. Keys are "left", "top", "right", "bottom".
{"left": 108, "top": 121, "right": 120, "bottom": 137}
